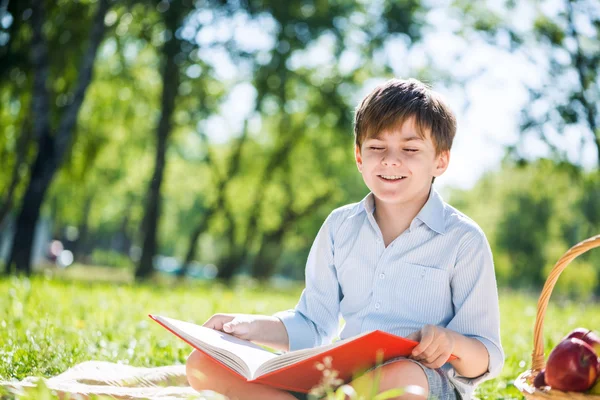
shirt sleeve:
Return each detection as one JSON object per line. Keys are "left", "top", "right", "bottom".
{"left": 273, "top": 213, "right": 342, "bottom": 351}
{"left": 445, "top": 228, "right": 505, "bottom": 385}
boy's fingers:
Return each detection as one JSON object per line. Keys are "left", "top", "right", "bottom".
{"left": 428, "top": 346, "right": 446, "bottom": 364}
{"left": 419, "top": 342, "right": 440, "bottom": 362}
{"left": 412, "top": 326, "right": 434, "bottom": 357}
{"left": 423, "top": 351, "right": 450, "bottom": 369}
{"left": 406, "top": 331, "right": 421, "bottom": 341}
{"left": 203, "top": 314, "right": 235, "bottom": 331}
{"left": 223, "top": 318, "right": 250, "bottom": 337}
{"left": 202, "top": 316, "right": 221, "bottom": 330}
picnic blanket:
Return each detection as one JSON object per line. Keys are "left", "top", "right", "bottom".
{"left": 1, "top": 361, "right": 226, "bottom": 399}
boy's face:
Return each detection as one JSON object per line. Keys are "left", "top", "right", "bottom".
{"left": 355, "top": 116, "right": 449, "bottom": 207}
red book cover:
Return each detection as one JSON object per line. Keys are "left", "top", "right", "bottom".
{"left": 150, "top": 314, "right": 457, "bottom": 394}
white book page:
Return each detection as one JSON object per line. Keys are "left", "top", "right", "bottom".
{"left": 154, "top": 316, "right": 278, "bottom": 378}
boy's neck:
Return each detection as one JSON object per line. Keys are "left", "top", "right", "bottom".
{"left": 373, "top": 188, "right": 432, "bottom": 245}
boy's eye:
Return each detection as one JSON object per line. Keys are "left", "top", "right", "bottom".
{"left": 404, "top": 148, "right": 418, "bottom": 152}
{"left": 369, "top": 147, "right": 384, "bottom": 150}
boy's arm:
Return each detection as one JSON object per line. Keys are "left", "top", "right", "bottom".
{"left": 273, "top": 213, "right": 342, "bottom": 351}
{"left": 447, "top": 329, "right": 491, "bottom": 377}
{"left": 445, "top": 229, "right": 504, "bottom": 381}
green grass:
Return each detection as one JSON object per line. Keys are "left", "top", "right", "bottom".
{"left": 1, "top": 271, "right": 599, "bottom": 399}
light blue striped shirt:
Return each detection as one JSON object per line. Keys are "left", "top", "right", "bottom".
{"left": 274, "top": 188, "right": 504, "bottom": 399}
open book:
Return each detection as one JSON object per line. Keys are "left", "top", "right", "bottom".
{"left": 150, "top": 315, "right": 456, "bottom": 394}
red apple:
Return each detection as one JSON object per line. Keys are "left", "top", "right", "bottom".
{"left": 533, "top": 369, "right": 547, "bottom": 389}
{"left": 564, "top": 328, "right": 600, "bottom": 356}
{"left": 545, "top": 338, "right": 599, "bottom": 392}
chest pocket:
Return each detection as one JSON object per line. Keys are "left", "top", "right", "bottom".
{"left": 390, "top": 263, "right": 452, "bottom": 325}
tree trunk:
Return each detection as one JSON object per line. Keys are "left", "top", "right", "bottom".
{"left": 114, "top": 200, "right": 133, "bottom": 255}
{"left": 0, "top": 114, "right": 31, "bottom": 228}
{"left": 135, "top": 6, "right": 181, "bottom": 280}
{"left": 216, "top": 250, "right": 244, "bottom": 281}
{"left": 6, "top": 0, "right": 109, "bottom": 274}
{"left": 0, "top": 161, "right": 23, "bottom": 230}
{"left": 5, "top": 135, "right": 55, "bottom": 274}
{"left": 180, "top": 208, "right": 215, "bottom": 276}
{"left": 216, "top": 207, "right": 241, "bottom": 281}
{"left": 73, "top": 194, "right": 93, "bottom": 262}
{"left": 251, "top": 231, "right": 284, "bottom": 281}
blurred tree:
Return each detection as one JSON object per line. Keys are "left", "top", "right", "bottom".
{"left": 5, "top": 0, "right": 110, "bottom": 274}
{"left": 0, "top": 0, "right": 35, "bottom": 233}
{"left": 0, "top": 116, "right": 30, "bottom": 231}
{"left": 1, "top": 0, "right": 444, "bottom": 280}
{"left": 0, "top": 0, "right": 30, "bottom": 78}
{"left": 134, "top": 0, "right": 190, "bottom": 280}
{"left": 580, "top": 172, "right": 600, "bottom": 238}
{"left": 178, "top": 116, "right": 252, "bottom": 278}
{"left": 449, "top": 158, "right": 599, "bottom": 296}
{"left": 450, "top": 0, "right": 600, "bottom": 296}
{"left": 48, "top": 2, "right": 168, "bottom": 266}
{"left": 496, "top": 193, "right": 552, "bottom": 286}
{"left": 42, "top": 0, "right": 227, "bottom": 276}
{"left": 455, "top": 0, "right": 599, "bottom": 167}
{"left": 250, "top": 160, "right": 333, "bottom": 280}
{"left": 179, "top": 0, "right": 431, "bottom": 281}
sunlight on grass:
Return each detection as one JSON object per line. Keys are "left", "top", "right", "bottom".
{"left": 1, "top": 275, "right": 600, "bottom": 399}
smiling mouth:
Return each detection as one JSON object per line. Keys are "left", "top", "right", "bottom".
{"left": 378, "top": 175, "right": 407, "bottom": 181}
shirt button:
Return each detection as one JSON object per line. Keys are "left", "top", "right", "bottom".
{"left": 375, "top": 302, "right": 381, "bottom": 310}
{"left": 379, "top": 273, "right": 385, "bottom": 279}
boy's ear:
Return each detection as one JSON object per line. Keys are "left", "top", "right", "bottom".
{"left": 433, "top": 150, "right": 450, "bottom": 177}
{"left": 355, "top": 144, "right": 363, "bottom": 172}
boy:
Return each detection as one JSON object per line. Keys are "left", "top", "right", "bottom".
{"left": 186, "top": 78, "right": 504, "bottom": 400}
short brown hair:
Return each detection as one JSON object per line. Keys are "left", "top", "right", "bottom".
{"left": 354, "top": 78, "right": 456, "bottom": 154}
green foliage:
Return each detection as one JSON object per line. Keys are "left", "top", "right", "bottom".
{"left": 1, "top": 0, "right": 596, "bottom": 285}
{"left": 496, "top": 192, "right": 552, "bottom": 287}
{"left": 450, "top": 159, "right": 600, "bottom": 297}
{"left": 1, "top": 0, "right": 459, "bottom": 280}
{"left": 547, "top": 259, "right": 597, "bottom": 300}
{"left": 580, "top": 172, "right": 600, "bottom": 237}
{"left": 533, "top": 15, "right": 565, "bottom": 45}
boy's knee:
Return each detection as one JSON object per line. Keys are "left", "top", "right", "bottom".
{"left": 186, "top": 350, "right": 209, "bottom": 390}
{"left": 378, "top": 360, "right": 429, "bottom": 398}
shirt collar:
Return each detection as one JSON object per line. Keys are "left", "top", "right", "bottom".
{"left": 414, "top": 188, "right": 446, "bottom": 234}
{"left": 355, "top": 188, "right": 446, "bottom": 235}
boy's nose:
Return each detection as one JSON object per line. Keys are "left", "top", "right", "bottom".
{"left": 381, "top": 153, "right": 402, "bottom": 166}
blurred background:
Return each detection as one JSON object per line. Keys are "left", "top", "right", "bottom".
{"left": 0, "top": 0, "right": 598, "bottom": 297}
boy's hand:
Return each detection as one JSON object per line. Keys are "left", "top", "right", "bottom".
{"left": 203, "top": 313, "right": 290, "bottom": 352}
{"left": 407, "top": 324, "right": 455, "bottom": 369}
{"left": 203, "top": 313, "right": 259, "bottom": 340}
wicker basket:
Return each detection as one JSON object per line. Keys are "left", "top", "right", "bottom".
{"left": 514, "top": 234, "right": 600, "bottom": 399}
